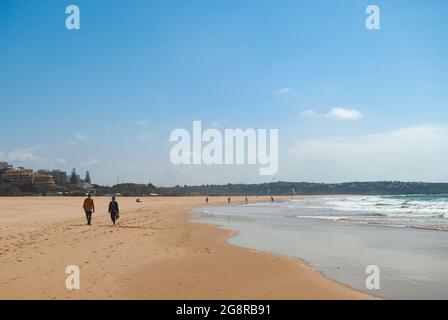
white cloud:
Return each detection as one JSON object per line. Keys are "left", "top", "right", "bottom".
{"left": 299, "top": 110, "right": 318, "bottom": 117}
{"left": 276, "top": 88, "right": 296, "bottom": 96}
{"left": 290, "top": 125, "right": 448, "bottom": 181}
{"left": 75, "top": 133, "right": 88, "bottom": 142}
{"left": 1, "top": 145, "right": 66, "bottom": 169}
{"left": 18, "top": 144, "right": 46, "bottom": 152}
{"left": 0, "top": 145, "right": 64, "bottom": 166}
{"left": 8, "top": 151, "right": 37, "bottom": 162}
{"left": 300, "top": 107, "right": 362, "bottom": 120}
{"left": 136, "top": 120, "right": 147, "bottom": 126}
{"left": 138, "top": 133, "right": 153, "bottom": 141}
{"left": 5, "top": 145, "right": 47, "bottom": 163}
{"left": 326, "top": 107, "right": 362, "bottom": 120}
{"left": 81, "top": 156, "right": 101, "bottom": 167}
{"left": 54, "top": 158, "right": 67, "bottom": 166}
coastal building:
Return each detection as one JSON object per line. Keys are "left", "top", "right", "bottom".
{"left": 1, "top": 167, "right": 56, "bottom": 188}
{"left": 70, "top": 168, "right": 94, "bottom": 190}
{"left": 69, "top": 168, "right": 80, "bottom": 185}
{"left": 32, "top": 173, "right": 56, "bottom": 188}
{"left": 1, "top": 165, "right": 89, "bottom": 190}
{"left": 37, "top": 169, "right": 67, "bottom": 186}
{"left": 1, "top": 167, "right": 34, "bottom": 185}
{"left": 80, "top": 181, "right": 94, "bottom": 191}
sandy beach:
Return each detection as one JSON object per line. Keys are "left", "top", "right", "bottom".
{"left": 0, "top": 196, "right": 373, "bottom": 299}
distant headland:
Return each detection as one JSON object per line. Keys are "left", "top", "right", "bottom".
{"left": 1, "top": 162, "right": 447, "bottom": 197}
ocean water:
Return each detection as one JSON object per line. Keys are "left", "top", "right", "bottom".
{"left": 192, "top": 195, "right": 448, "bottom": 299}
{"left": 198, "top": 195, "right": 448, "bottom": 231}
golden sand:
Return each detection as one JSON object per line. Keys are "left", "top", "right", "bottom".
{"left": 0, "top": 196, "right": 373, "bottom": 299}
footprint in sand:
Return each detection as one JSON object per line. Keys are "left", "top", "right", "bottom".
{"left": 200, "top": 248, "right": 212, "bottom": 254}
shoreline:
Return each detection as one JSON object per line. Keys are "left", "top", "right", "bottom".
{"left": 0, "top": 196, "right": 374, "bottom": 299}
{"left": 196, "top": 196, "right": 448, "bottom": 299}
{"left": 190, "top": 198, "right": 384, "bottom": 300}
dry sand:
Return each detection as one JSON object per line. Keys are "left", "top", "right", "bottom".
{"left": 0, "top": 196, "right": 373, "bottom": 299}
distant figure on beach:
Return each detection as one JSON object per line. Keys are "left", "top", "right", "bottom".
{"left": 271, "top": 196, "right": 274, "bottom": 202}
{"left": 83, "top": 193, "right": 95, "bottom": 226}
{"left": 228, "top": 197, "right": 231, "bottom": 204}
{"left": 245, "top": 197, "right": 248, "bottom": 204}
{"left": 108, "top": 196, "right": 120, "bottom": 225}
{"left": 206, "top": 197, "right": 209, "bottom": 204}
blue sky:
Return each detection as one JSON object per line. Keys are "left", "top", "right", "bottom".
{"left": 1, "top": 0, "right": 447, "bottom": 185}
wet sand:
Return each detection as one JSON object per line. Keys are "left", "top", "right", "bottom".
{"left": 0, "top": 196, "right": 373, "bottom": 299}
{"left": 195, "top": 204, "right": 448, "bottom": 299}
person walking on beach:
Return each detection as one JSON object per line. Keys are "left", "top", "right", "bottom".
{"left": 206, "top": 197, "right": 209, "bottom": 204}
{"left": 228, "top": 197, "right": 231, "bottom": 204}
{"left": 83, "top": 193, "right": 95, "bottom": 226}
{"left": 108, "top": 196, "right": 120, "bottom": 225}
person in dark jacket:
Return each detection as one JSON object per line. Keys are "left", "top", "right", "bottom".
{"left": 108, "top": 196, "right": 120, "bottom": 225}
